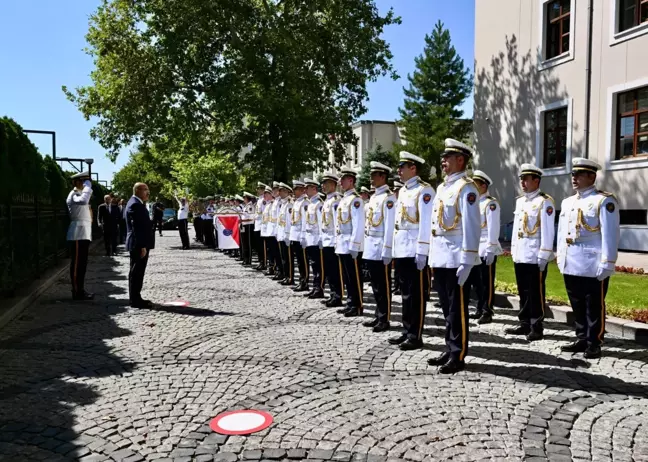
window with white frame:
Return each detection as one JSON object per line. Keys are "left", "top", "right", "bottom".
{"left": 538, "top": 0, "right": 575, "bottom": 69}
{"left": 535, "top": 99, "right": 572, "bottom": 173}
{"left": 616, "top": 85, "right": 648, "bottom": 160}
{"left": 619, "top": 0, "right": 648, "bottom": 33}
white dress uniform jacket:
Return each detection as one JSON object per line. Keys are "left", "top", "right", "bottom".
{"left": 277, "top": 198, "right": 293, "bottom": 243}
{"left": 479, "top": 193, "right": 503, "bottom": 258}
{"left": 66, "top": 185, "right": 93, "bottom": 241}
{"left": 335, "top": 189, "right": 364, "bottom": 255}
{"left": 269, "top": 198, "right": 282, "bottom": 237}
{"left": 254, "top": 196, "right": 266, "bottom": 232}
{"left": 177, "top": 201, "right": 189, "bottom": 220}
{"left": 321, "top": 193, "right": 340, "bottom": 248}
{"left": 393, "top": 176, "right": 435, "bottom": 259}
{"left": 304, "top": 195, "right": 323, "bottom": 247}
{"left": 363, "top": 185, "right": 396, "bottom": 261}
{"left": 429, "top": 172, "right": 481, "bottom": 268}
{"left": 511, "top": 190, "right": 556, "bottom": 264}
{"left": 289, "top": 195, "right": 308, "bottom": 242}
{"left": 557, "top": 187, "right": 619, "bottom": 278}
{"left": 242, "top": 202, "right": 255, "bottom": 226}
{"left": 260, "top": 198, "right": 274, "bottom": 237}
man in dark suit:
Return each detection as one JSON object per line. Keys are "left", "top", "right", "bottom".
{"left": 125, "top": 183, "right": 156, "bottom": 308}
{"left": 98, "top": 194, "right": 120, "bottom": 256}
{"left": 118, "top": 198, "right": 127, "bottom": 244}
{"left": 152, "top": 197, "right": 165, "bottom": 237}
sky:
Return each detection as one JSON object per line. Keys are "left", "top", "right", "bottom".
{"left": 0, "top": 0, "right": 475, "bottom": 185}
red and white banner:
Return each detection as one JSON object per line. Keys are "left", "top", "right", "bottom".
{"left": 215, "top": 215, "right": 240, "bottom": 249}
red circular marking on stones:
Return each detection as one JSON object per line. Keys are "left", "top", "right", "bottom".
{"left": 162, "top": 300, "right": 190, "bottom": 307}
{"left": 210, "top": 410, "right": 273, "bottom": 435}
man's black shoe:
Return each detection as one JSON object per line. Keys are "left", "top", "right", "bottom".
{"left": 505, "top": 326, "right": 531, "bottom": 336}
{"left": 427, "top": 352, "right": 450, "bottom": 366}
{"left": 399, "top": 338, "right": 423, "bottom": 351}
{"left": 584, "top": 345, "right": 602, "bottom": 359}
{"left": 439, "top": 358, "right": 465, "bottom": 374}
{"left": 308, "top": 291, "right": 325, "bottom": 299}
{"left": 326, "top": 299, "right": 343, "bottom": 308}
{"left": 321, "top": 297, "right": 332, "bottom": 304}
{"left": 477, "top": 314, "right": 493, "bottom": 325}
{"left": 526, "top": 331, "right": 544, "bottom": 342}
{"left": 388, "top": 334, "right": 408, "bottom": 345}
{"left": 343, "top": 309, "right": 362, "bottom": 318}
{"left": 469, "top": 311, "right": 482, "bottom": 319}
{"left": 73, "top": 292, "right": 94, "bottom": 301}
{"left": 280, "top": 279, "right": 293, "bottom": 286}
{"left": 561, "top": 340, "right": 588, "bottom": 353}
{"left": 293, "top": 284, "right": 309, "bottom": 292}
{"left": 363, "top": 318, "right": 379, "bottom": 328}
{"left": 373, "top": 322, "right": 390, "bottom": 333}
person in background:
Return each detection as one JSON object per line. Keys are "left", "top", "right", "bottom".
{"left": 174, "top": 193, "right": 190, "bottom": 250}
{"left": 98, "top": 194, "right": 120, "bottom": 256}
{"left": 152, "top": 197, "right": 165, "bottom": 237}
{"left": 125, "top": 183, "right": 155, "bottom": 308}
{"left": 118, "top": 198, "right": 127, "bottom": 244}
{"left": 67, "top": 171, "right": 94, "bottom": 301}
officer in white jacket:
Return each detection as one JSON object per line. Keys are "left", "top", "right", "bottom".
{"left": 557, "top": 158, "right": 619, "bottom": 359}
{"left": 303, "top": 178, "right": 325, "bottom": 299}
{"left": 320, "top": 173, "right": 343, "bottom": 308}
{"left": 390, "top": 152, "right": 435, "bottom": 351}
{"left": 254, "top": 182, "right": 268, "bottom": 271}
{"left": 335, "top": 168, "right": 365, "bottom": 317}
{"left": 361, "top": 162, "right": 396, "bottom": 332}
{"left": 507, "top": 164, "right": 555, "bottom": 341}
{"left": 276, "top": 183, "right": 294, "bottom": 285}
{"left": 465, "top": 170, "right": 502, "bottom": 325}
{"left": 427, "top": 139, "right": 481, "bottom": 374}
{"left": 66, "top": 171, "right": 94, "bottom": 300}
{"left": 260, "top": 186, "right": 276, "bottom": 274}
{"left": 290, "top": 180, "right": 310, "bottom": 292}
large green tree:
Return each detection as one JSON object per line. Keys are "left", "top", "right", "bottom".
{"left": 64, "top": 0, "right": 400, "bottom": 180}
{"left": 398, "top": 21, "right": 472, "bottom": 176}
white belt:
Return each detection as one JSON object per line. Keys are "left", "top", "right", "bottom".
{"left": 517, "top": 234, "right": 540, "bottom": 240}
{"left": 566, "top": 234, "right": 601, "bottom": 244}
{"left": 395, "top": 224, "right": 418, "bottom": 231}
{"left": 365, "top": 230, "right": 384, "bottom": 237}
{"left": 432, "top": 229, "right": 461, "bottom": 237}
{"left": 337, "top": 230, "right": 352, "bottom": 235}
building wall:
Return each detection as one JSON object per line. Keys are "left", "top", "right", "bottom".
{"left": 474, "top": 0, "right": 648, "bottom": 248}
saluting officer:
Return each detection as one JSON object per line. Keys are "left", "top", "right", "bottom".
{"left": 320, "top": 173, "right": 344, "bottom": 308}
{"left": 557, "top": 159, "right": 619, "bottom": 359}
{"left": 507, "top": 164, "right": 555, "bottom": 341}
{"left": 290, "top": 180, "right": 310, "bottom": 292}
{"left": 67, "top": 171, "right": 94, "bottom": 300}
{"left": 427, "top": 139, "right": 481, "bottom": 373}
{"left": 466, "top": 170, "right": 502, "bottom": 324}
{"left": 254, "top": 183, "right": 269, "bottom": 271}
{"left": 303, "top": 178, "right": 325, "bottom": 299}
{"left": 362, "top": 162, "right": 396, "bottom": 332}
{"left": 390, "top": 152, "right": 435, "bottom": 351}
{"left": 260, "top": 186, "right": 276, "bottom": 274}
{"left": 335, "top": 168, "right": 365, "bottom": 317}
{"left": 276, "top": 183, "right": 294, "bottom": 285}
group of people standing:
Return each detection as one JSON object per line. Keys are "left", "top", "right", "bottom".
{"left": 191, "top": 138, "right": 620, "bottom": 373}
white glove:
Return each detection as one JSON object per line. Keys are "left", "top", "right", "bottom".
{"left": 415, "top": 254, "right": 427, "bottom": 271}
{"left": 484, "top": 252, "right": 496, "bottom": 266}
{"left": 538, "top": 258, "right": 548, "bottom": 272}
{"left": 301, "top": 239, "right": 307, "bottom": 248}
{"left": 83, "top": 180, "right": 92, "bottom": 189}
{"left": 284, "top": 238, "right": 290, "bottom": 246}
{"left": 350, "top": 250, "right": 358, "bottom": 260}
{"left": 596, "top": 266, "right": 613, "bottom": 281}
{"left": 456, "top": 264, "right": 472, "bottom": 286}
{"left": 382, "top": 257, "right": 392, "bottom": 266}
{"left": 318, "top": 242, "right": 323, "bottom": 249}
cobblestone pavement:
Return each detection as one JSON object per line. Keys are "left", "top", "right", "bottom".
{"left": 1, "top": 230, "right": 647, "bottom": 462}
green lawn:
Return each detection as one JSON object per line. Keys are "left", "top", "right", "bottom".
{"left": 495, "top": 256, "right": 648, "bottom": 320}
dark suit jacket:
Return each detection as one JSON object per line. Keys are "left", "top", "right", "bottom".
{"left": 98, "top": 203, "right": 120, "bottom": 229}
{"left": 125, "top": 196, "right": 155, "bottom": 251}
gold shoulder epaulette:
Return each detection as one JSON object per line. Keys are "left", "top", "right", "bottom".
{"left": 539, "top": 192, "right": 555, "bottom": 204}
{"left": 487, "top": 195, "right": 497, "bottom": 201}
{"left": 597, "top": 190, "right": 618, "bottom": 202}
{"left": 418, "top": 180, "right": 431, "bottom": 187}
{"left": 462, "top": 177, "right": 474, "bottom": 184}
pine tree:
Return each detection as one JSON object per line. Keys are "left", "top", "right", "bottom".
{"left": 357, "top": 143, "right": 398, "bottom": 190}
{"left": 398, "top": 21, "right": 473, "bottom": 178}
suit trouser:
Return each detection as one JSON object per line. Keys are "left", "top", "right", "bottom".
{"left": 434, "top": 267, "right": 470, "bottom": 361}
{"left": 279, "top": 240, "right": 294, "bottom": 282}
{"left": 393, "top": 261, "right": 400, "bottom": 292}
{"left": 241, "top": 224, "right": 253, "bottom": 264}
{"left": 178, "top": 219, "right": 190, "bottom": 248}
{"left": 564, "top": 274, "right": 610, "bottom": 347}
{"left": 69, "top": 240, "right": 90, "bottom": 296}
{"left": 204, "top": 221, "right": 215, "bottom": 248}
{"left": 514, "top": 262, "right": 547, "bottom": 333}
{"left": 129, "top": 250, "right": 150, "bottom": 303}
{"left": 253, "top": 230, "right": 263, "bottom": 263}
{"left": 423, "top": 266, "right": 431, "bottom": 302}
{"left": 194, "top": 218, "right": 203, "bottom": 242}
{"left": 261, "top": 236, "right": 273, "bottom": 268}
{"left": 291, "top": 240, "right": 309, "bottom": 285}
{"left": 339, "top": 253, "right": 363, "bottom": 312}
{"left": 103, "top": 225, "right": 118, "bottom": 255}
{"left": 120, "top": 220, "right": 127, "bottom": 244}
{"left": 306, "top": 246, "right": 325, "bottom": 293}
{"left": 466, "top": 257, "right": 497, "bottom": 316}
{"left": 153, "top": 218, "right": 163, "bottom": 235}
{"left": 322, "top": 246, "right": 343, "bottom": 301}
{"left": 395, "top": 258, "right": 426, "bottom": 341}
{"left": 366, "top": 259, "right": 391, "bottom": 323}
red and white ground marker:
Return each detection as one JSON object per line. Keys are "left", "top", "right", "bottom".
{"left": 209, "top": 410, "right": 273, "bottom": 435}
{"left": 161, "top": 300, "right": 190, "bottom": 307}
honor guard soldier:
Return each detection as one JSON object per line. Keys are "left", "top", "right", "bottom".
{"left": 508, "top": 164, "right": 556, "bottom": 341}
{"left": 466, "top": 170, "right": 502, "bottom": 324}
{"left": 260, "top": 186, "right": 276, "bottom": 274}
{"left": 360, "top": 186, "right": 371, "bottom": 202}
{"left": 268, "top": 182, "right": 283, "bottom": 279}
{"left": 240, "top": 192, "right": 256, "bottom": 265}
{"left": 192, "top": 199, "right": 203, "bottom": 243}
{"left": 320, "top": 173, "right": 344, "bottom": 307}
{"left": 254, "top": 183, "right": 269, "bottom": 270}
{"left": 276, "top": 183, "right": 294, "bottom": 285}
{"left": 290, "top": 180, "right": 310, "bottom": 292}
{"left": 335, "top": 168, "right": 365, "bottom": 317}
{"left": 362, "top": 162, "right": 396, "bottom": 332}
{"left": 390, "top": 152, "right": 435, "bottom": 350}
{"left": 67, "top": 171, "right": 94, "bottom": 300}
{"left": 557, "top": 159, "right": 619, "bottom": 359}
{"left": 391, "top": 181, "right": 403, "bottom": 295}
{"left": 204, "top": 197, "right": 216, "bottom": 248}
{"left": 427, "top": 139, "right": 481, "bottom": 373}
{"left": 303, "top": 178, "right": 325, "bottom": 299}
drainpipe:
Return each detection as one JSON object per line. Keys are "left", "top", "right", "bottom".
{"left": 584, "top": 0, "right": 594, "bottom": 159}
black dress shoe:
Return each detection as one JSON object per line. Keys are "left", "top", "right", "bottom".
{"left": 427, "top": 352, "right": 450, "bottom": 366}
{"left": 280, "top": 279, "right": 294, "bottom": 286}
{"left": 526, "top": 331, "right": 544, "bottom": 342}
{"left": 373, "top": 322, "right": 390, "bottom": 333}
{"left": 434, "top": 302, "right": 441, "bottom": 308}
{"left": 308, "top": 291, "right": 325, "bottom": 299}
{"left": 399, "top": 338, "right": 423, "bottom": 351}
{"left": 505, "top": 326, "right": 531, "bottom": 336}
{"left": 326, "top": 299, "right": 343, "bottom": 308}
{"left": 272, "top": 274, "right": 283, "bottom": 280}
{"left": 584, "top": 345, "right": 602, "bottom": 359}
{"left": 293, "top": 285, "right": 309, "bottom": 292}
{"left": 265, "top": 268, "right": 276, "bottom": 276}
{"left": 439, "top": 358, "right": 465, "bottom": 374}
{"left": 561, "top": 340, "right": 588, "bottom": 353}
{"left": 321, "top": 297, "right": 332, "bottom": 304}
{"left": 363, "top": 318, "right": 379, "bottom": 328}
{"left": 73, "top": 292, "right": 94, "bottom": 301}
{"left": 477, "top": 314, "right": 493, "bottom": 325}
{"left": 336, "top": 307, "right": 347, "bottom": 314}
{"left": 344, "top": 309, "right": 362, "bottom": 318}
{"left": 469, "top": 311, "right": 482, "bottom": 319}
{"left": 388, "top": 334, "right": 408, "bottom": 345}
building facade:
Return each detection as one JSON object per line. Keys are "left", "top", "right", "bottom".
{"left": 474, "top": 0, "right": 648, "bottom": 250}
